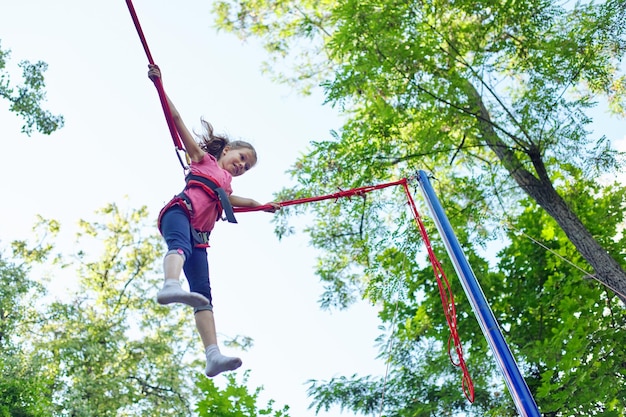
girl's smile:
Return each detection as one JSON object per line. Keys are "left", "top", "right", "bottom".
{"left": 219, "top": 147, "right": 256, "bottom": 177}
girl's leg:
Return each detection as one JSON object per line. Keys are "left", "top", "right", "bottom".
{"left": 185, "top": 247, "right": 241, "bottom": 377}
{"left": 195, "top": 309, "right": 218, "bottom": 346}
{"left": 158, "top": 207, "right": 209, "bottom": 307}
{"left": 195, "top": 310, "right": 242, "bottom": 377}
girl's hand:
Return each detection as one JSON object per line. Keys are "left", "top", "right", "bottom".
{"left": 263, "top": 202, "right": 281, "bottom": 213}
{"left": 148, "top": 64, "right": 161, "bottom": 81}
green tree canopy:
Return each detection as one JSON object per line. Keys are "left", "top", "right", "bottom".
{"left": 6, "top": 205, "right": 197, "bottom": 415}
{"left": 211, "top": 0, "right": 626, "bottom": 415}
{"left": 0, "top": 39, "right": 64, "bottom": 135}
{"left": 214, "top": 0, "right": 626, "bottom": 299}
{"left": 0, "top": 255, "right": 53, "bottom": 417}
{"left": 196, "top": 370, "right": 291, "bottom": 417}
{"left": 2, "top": 203, "right": 295, "bottom": 416}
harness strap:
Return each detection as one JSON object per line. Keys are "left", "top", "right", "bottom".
{"left": 176, "top": 193, "right": 212, "bottom": 247}
{"left": 157, "top": 195, "right": 212, "bottom": 248}
{"left": 191, "top": 229, "right": 212, "bottom": 247}
{"left": 185, "top": 174, "right": 237, "bottom": 223}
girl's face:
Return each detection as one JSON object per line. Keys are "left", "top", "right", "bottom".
{"left": 219, "top": 146, "right": 256, "bottom": 177}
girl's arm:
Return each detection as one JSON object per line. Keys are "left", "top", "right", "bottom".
{"left": 148, "top": 65, "right": 205, "bottom": 162}
{"left": 166, "top": 95, "right": 205, "bottom": 162}
{"left": 229, "top": 195, "right": 280, "bottom": 213}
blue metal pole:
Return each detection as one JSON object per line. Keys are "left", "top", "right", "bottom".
{"left": 416, "top": 170, "right": 541, "bottom": 417}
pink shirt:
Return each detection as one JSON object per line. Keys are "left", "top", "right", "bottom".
{"left": 184, "top": 153, "right": 233, "bottom": 232}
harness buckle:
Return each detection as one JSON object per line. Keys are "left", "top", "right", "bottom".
{"left": 191, "top": 229, "right": 211, "bottom": 247}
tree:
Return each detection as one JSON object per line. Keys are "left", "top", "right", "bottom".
{"left": 305, "top": 176, "right": 626, "bottom": 416}
{"left": 213, "top": 0, "right": 626, "bottom": 300}
{"left": 0, "top": 255, "right": 53, "bottom": 417}
{"left": 195, "top": 370, "right": 291, "bottom": 417}
{"left": 8, "top": 204, "right": 201, "bottom": 416}
{"left": 0, "top": 39, "right": 64, "bottom": 135}
{"left": 494, "top": 178, "right": 626, "bottom": 416}
{"left": 210, "top": 0, "right": 626, "bottom": 414}
{"left": 4, "top": 203, "right": 293, "bottom": 416}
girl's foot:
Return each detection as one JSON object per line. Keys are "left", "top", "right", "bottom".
{"left": 157, "top": 279, "right": 210, "bottom": 307}
{"left": 205, "top": 345, "right": 242, "bottom": 377}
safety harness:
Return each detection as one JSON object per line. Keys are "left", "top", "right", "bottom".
{"left": 184, "top": 173, "right": 237, "bottom": 223}
{"left": 158, "top": 173, "right": 237, "bottom": 248}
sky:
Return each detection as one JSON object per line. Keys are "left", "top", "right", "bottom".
{"left": 0, "top": 1, "right": 387, "bottom": 416}
{"left": 1, "top": 1, "right": 625, "bottom": 417}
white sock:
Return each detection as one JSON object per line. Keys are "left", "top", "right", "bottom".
{"left": 156, "top": 279, "right": 210, "bottom": 307}
{"left": 205, "top": 345, "right": 242, "bottom": 378}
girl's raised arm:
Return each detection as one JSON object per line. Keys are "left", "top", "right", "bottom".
{"left": 148, "top": 65, "right": 205, "bottom": 162}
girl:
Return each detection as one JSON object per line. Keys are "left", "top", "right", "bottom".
{"left": 148, "top": 65, "right": 279, "bottom": 377}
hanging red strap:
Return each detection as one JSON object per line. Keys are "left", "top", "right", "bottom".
{"left": 125, "top": 0, "right": 187, "bottom": 168}
{"left": 400, "top": 180, "right": 475, "bottom": 402}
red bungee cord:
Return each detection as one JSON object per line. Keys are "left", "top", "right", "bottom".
{"left": 125, "top": 0, "right": 187, "bottom": 169}
{"left": 238, "top": 178, "right": 475, "bottom": 402}
{"left": 400, "top": 180, "right": 475, "bottom": 402}
{"left": 233, "top": 179, "right": 408, "bottom": 212}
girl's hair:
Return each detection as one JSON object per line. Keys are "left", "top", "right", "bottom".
{"left": 197, "top": 118, "right": 257, "bottom": 163}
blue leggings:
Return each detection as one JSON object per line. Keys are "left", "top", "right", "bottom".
{"left": 160, "top": 205, "right": 213, "bottom": 308}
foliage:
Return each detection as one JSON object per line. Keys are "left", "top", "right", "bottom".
{"left": 0, "top": 354, "right": 53, "bottom": 417}
{"left": 4, "top": 204, "right": 199, "bottom": 415}
{"left": 195, "top": 370, "right": 291, "bottom": 417}
{"left": 0, "top": 39, "right": 64, "bottom": 135}
{"left": 0, "top": 255, "right": 53, "bottom": 417}
{"left": 2, "top": 203, "right": 292, "bottom": 416}
{"left": 496, "top": 178, "right": 626, "bottom": 416}
{"left": 212, "top": 0, "right": 626, "bottom": 415}
{"left": 213, "top": 0, "right": 626, "bottom": 290}
{"left": 301, "top": 178, "right": 626, "bottom": 416}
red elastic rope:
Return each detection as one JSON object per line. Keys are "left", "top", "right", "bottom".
{"left": 125, "top": 0, "right": 184, "bottom": 153}
{"left": 236, "top": 178, "right": 474, "bottom": 402}
{"left": 400, "top": 181, "right": 475, "bottom": 402}
{"left": 233, "top": 179, "right": 407, "bottom": 213}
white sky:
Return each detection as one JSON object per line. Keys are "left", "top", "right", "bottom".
{"left": 0, "top": 1, "right": 386, "bottom": 416}
{"left": 1, "top": 1, "right": 625, "bottom": 417}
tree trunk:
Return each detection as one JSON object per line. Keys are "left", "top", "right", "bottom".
{"left": 467, "top": 81, "right": 626, "bottom": 303}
